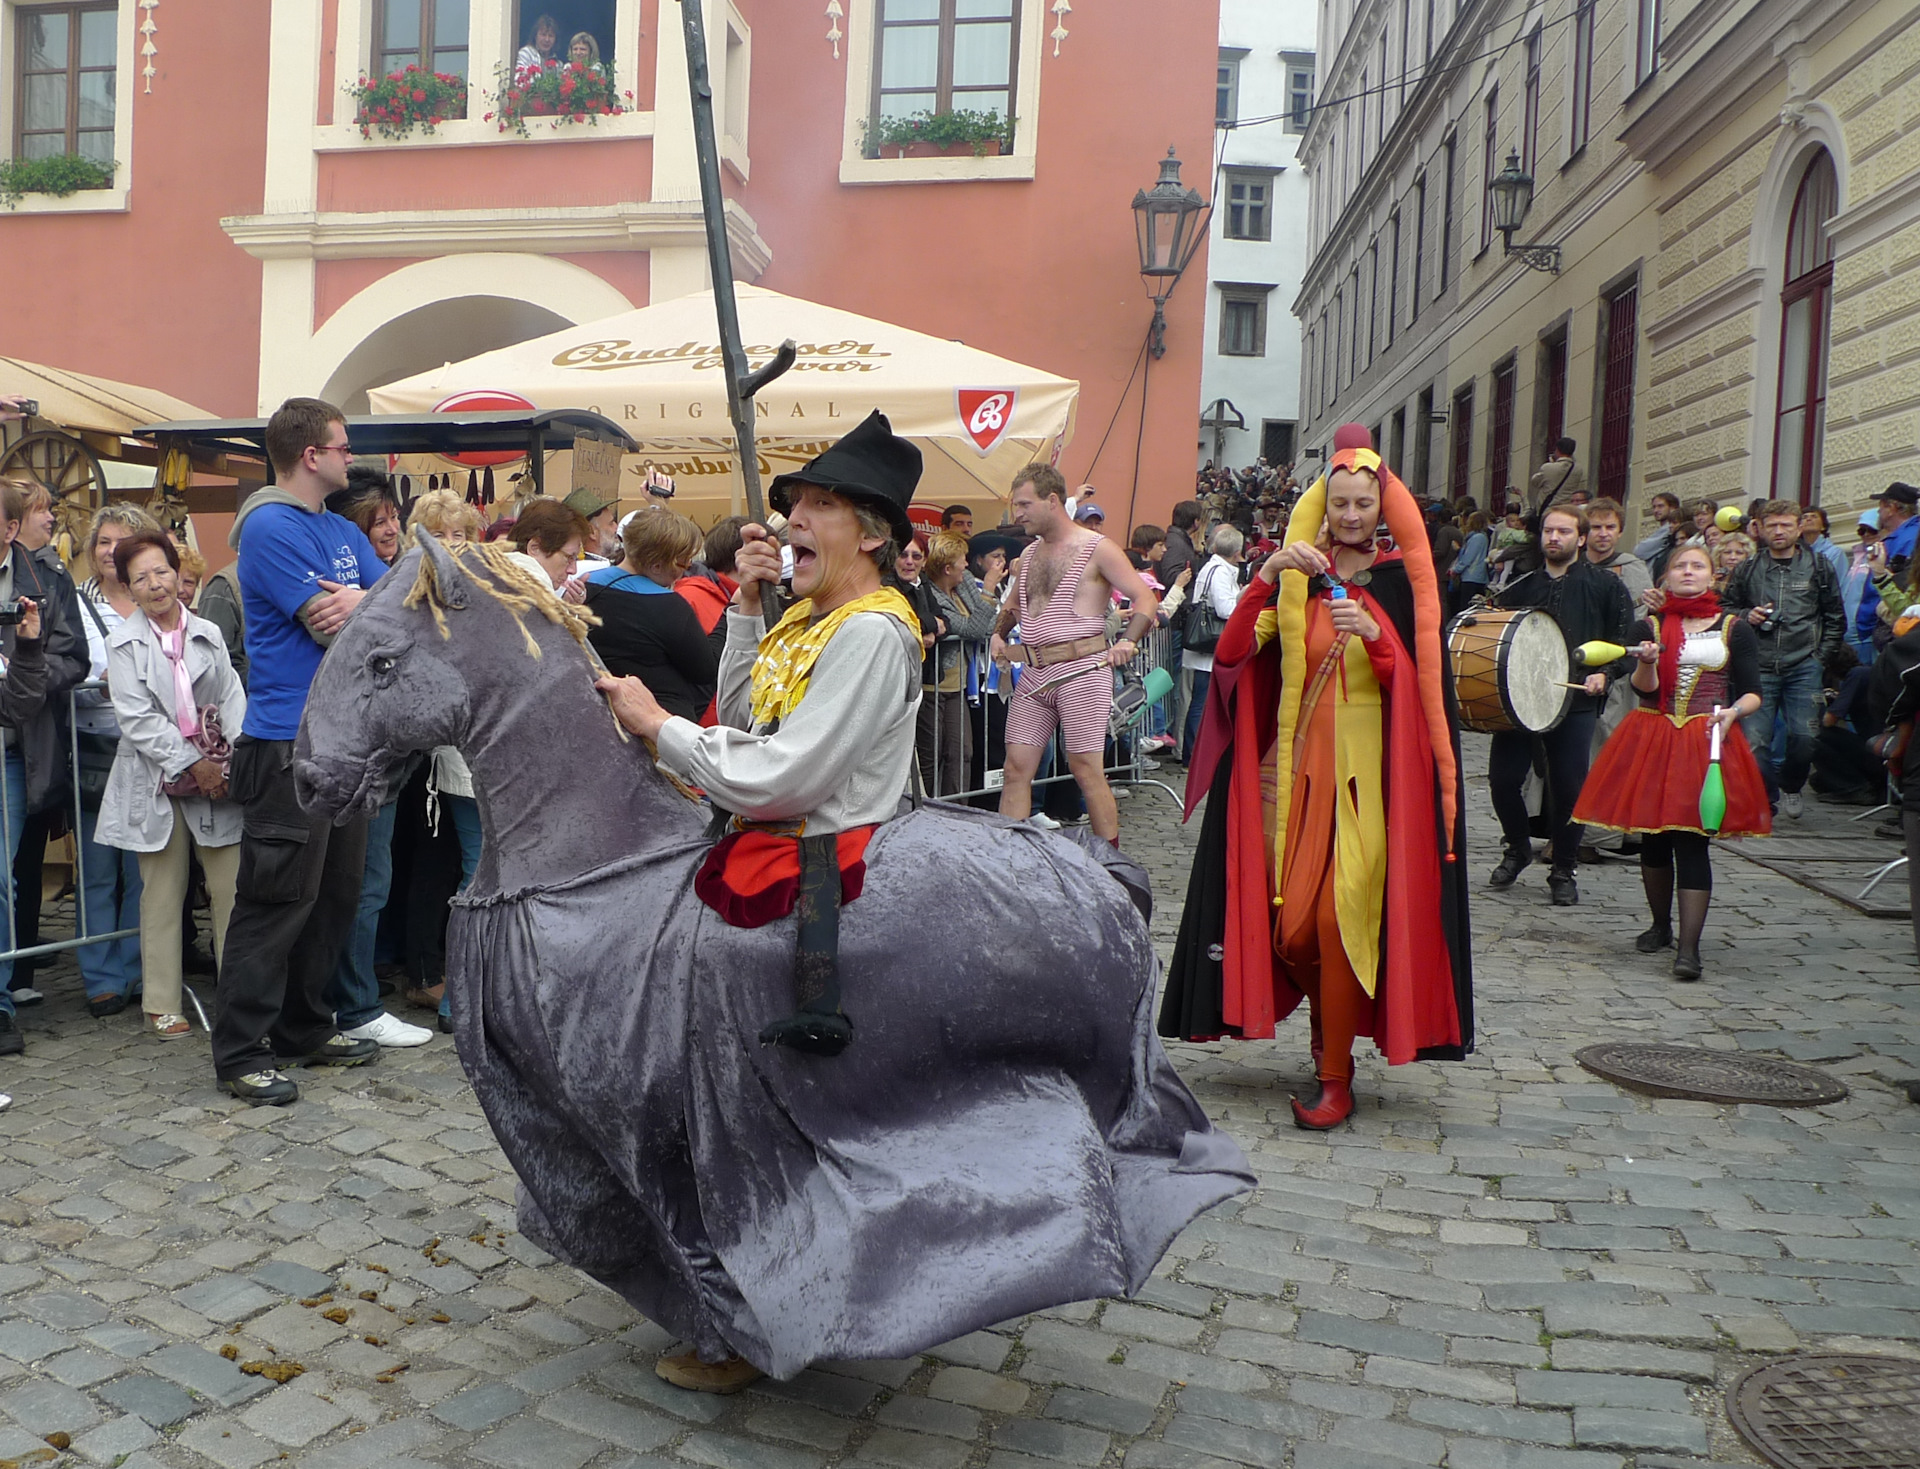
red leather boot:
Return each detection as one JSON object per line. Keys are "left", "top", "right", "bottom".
{"left": 1309, "top": 1011, "right": 1325, "bottom": 1071}
{"left": 1290, "top": 1076, "right": 1355, "bottom": 1131}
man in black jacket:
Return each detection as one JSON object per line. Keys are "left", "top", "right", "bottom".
{"left": 1722, "top": 498, "right": 1846, "bottom": 818}
{"left": 1159, "top": 500, "right": 1203, "bottom": 739}
{"left": 1488, "top": 504, "right": 1635, "bottom": 906}
{"left": 1868, "top": 624, "right": 1920, "bottom": 964}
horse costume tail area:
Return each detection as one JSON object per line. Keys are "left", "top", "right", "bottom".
{"left": 445, "top": 804, "right": 1254, "bottom": 1379}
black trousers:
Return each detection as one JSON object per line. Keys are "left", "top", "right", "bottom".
{"left": 1488, "top": 705, "right": 1599, "bottom": 870}
{"left": 211, "top": 737, "right": 369, "bottom": 1080}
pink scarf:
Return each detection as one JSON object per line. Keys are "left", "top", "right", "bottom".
{"left": 156, "top": 622, "right": 199, "bottom": 739}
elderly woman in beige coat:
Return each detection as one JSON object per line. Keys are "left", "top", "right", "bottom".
{"left": 97, "top": 531, "right": 246, "bottom": 1039}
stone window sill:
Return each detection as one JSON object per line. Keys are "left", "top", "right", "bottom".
{"left": 314, "top": 113, "right": 655, "bottom": 152}
{"left": 0, "top": 186, "right": 129, "bottom": 216}
{"left": 838, "top": 153, "right": 1036, "bottom": 186}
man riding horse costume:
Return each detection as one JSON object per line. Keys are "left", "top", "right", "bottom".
{"left": 293, "top": 412, "right": 1252, "bottom": 1392}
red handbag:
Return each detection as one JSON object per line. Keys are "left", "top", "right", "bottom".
{"left": 159, "top": 705, "right": 232, "bottom": 798}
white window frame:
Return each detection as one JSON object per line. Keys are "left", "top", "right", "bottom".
{"left": 1217, "top": 283, "right": 1273, "bottom": 358}
{"left": 839, "top": 0, "right": 1040, "bottom": 186}
{"left": 1217, "top": 47, "right": 1244, "bottom": 125}
{"left": 0, "top": 0, "right": 134, "bottom": 214}
{"left": 1221, "top": 166, "right": 1276, "bottom": 242}
{"left": 1283, "top": 52, "right": 1315, "bottom": 134}
{"left": 323, "top": 0, "right": 655, "bottom": 152}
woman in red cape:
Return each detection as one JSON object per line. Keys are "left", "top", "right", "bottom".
{"left": 1159, "top": 426, "right": 1473, "bottom": 1130}
{"left": 1571, "top": 543, "right": 1767, "bottom": 980}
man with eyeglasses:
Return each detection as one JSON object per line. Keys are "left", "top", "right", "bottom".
{"left": 213, "top": 398, "right": 388, "bottom": 1105}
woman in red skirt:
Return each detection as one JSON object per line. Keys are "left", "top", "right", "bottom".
{"left": 1573, "top": 544, "right": 1767, "bottom": 979}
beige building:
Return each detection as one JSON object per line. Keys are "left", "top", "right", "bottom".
{"left": 1295, "top": 0, "right": 1920, "bottom": 532}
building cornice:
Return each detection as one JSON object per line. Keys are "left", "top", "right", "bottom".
{"left": 1643, "top": 266, "right": 1765, "bottom": 353}
{"left": 220, "top": 200, "right": 773, "bottom": 279}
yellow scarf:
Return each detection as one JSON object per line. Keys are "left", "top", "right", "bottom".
{"left": 748, "top": 587, "right": 921, "bottom": 728}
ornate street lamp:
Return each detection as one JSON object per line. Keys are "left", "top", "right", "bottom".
{"left": 1489, "top": 151, "right": 1562, "bottom": 274}
{"left": 1133, "top": 147, "right": 1208, "bottom": 357}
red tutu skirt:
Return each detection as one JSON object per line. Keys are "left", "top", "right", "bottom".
{"left": 1572, "top": 706, "right": 1772, "bottom": 837}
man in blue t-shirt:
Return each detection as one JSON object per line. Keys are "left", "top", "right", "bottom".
{"left": 213, "top": 399, "right": 386, "bottom": 1105}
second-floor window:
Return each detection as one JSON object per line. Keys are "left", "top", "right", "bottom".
{"left": 1479, "top": 86, "right": 1497, "bottom": 253}
{"left": 873, "top": 0, "right": 1020, "bottom": 131}
{"left": 1570, "top": 0, "right": 1595, "bottom": 155}
{"left": 376, "top": 0, "right": 470, "bottom": 79}
{"left": 1284, "top": 53, "right": 1315, "bottom": 131}
{"left": 1522, "top": 27, "right": 1540, "bottom": 174}
{"left": 1220, "top": 289, "right": 1269, "bottom": 357}
{"left": 1224, "top": 171, "right": 1271, "bottom": 241}
{"left": 15, "top": 2, "right": 115, "bottom": 162}
{"left": 1636, "top": 0, "right": 1663, "bottom": 85}
{"left": 1217, "top": 49, "right": 1242, "bottom": 124}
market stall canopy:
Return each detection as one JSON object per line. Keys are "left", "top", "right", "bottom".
{"left": 367, "top": 285, "right": 1079, "bottom": 511}
{"left": 134, "top": 409, "right": 636, "bottom": 462}
{"left": 1, "top": 356, "right": 211, "bottom": 437}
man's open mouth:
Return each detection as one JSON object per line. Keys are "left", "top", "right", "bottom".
{"left": 792, "top": 546, "right": 818, "bottom": 575}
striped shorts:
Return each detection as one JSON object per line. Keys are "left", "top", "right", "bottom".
{"left": 1005, "top": 659, "right": 1112, "bottom": 755}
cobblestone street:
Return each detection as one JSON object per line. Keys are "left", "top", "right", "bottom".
{"left": 1, "top": 734, "right": 1917, "bottom": 1468}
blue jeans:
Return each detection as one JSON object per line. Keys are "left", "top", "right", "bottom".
{"left": 1743, "top": 659, "right": 1821, "bottom": 803}
{"left": 1183, "top": 669, "right": 1211, "bottom": 762}
{"left": 439, "top": 795, "right": 482, "bottom": 1021}
{"left": 0, "top": 753, "right": 27, "bottom": 1010}
{"left": 78, "top": 805, "right": 143, "bottom": 1001}
{"left": 329, "top": 796, "right": 397, "bottom": 1032}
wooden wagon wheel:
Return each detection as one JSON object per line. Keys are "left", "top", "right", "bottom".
{"left": 0, "top": 429, "right": 107, "bottom": 544}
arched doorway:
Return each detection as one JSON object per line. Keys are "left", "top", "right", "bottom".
{"left": 1770, "top": 150, "right": 1838, "bottom": 507}
{"left": 321, "top": 295, "right": 575, "bottom": 413}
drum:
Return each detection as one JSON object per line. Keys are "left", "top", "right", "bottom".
{"left": 1446, "top": 606, "right": 1571, "bottom": 734}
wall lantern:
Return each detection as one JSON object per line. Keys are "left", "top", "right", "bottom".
{"left": 1489, "top": 151, "right": 1562, "bottom": 274}
{"left": 1133, "top": 147, "right": 1208, "bottom": 357}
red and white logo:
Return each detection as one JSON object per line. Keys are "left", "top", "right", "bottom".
{"left": 957, "top": 388, "right": 1017, "bottom": 455}
{"left": 433, "top": 389, "right": 538, "bottom": 468}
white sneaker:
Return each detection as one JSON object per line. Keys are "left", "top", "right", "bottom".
{"left": 1780, "top": 791, "right": 1804, "bottom": 819}
{"left": 341, "top": 1013, "right": 434, "bottom": 1048}
{"left": 1027, "top": 812, "right": 1062, "bottom": 830}
{"left": 9, "top": 988, "right": 42, "bottom": 1005}
{"left": 0, "top": 1094, "right": 10, "bottom": 1113}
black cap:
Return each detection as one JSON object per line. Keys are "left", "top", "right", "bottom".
{"left": 768, "top": 411, "right": 921, "bottom": 547}
{"left": 1881, "top": 482, "right": 1920, "bottom": 507}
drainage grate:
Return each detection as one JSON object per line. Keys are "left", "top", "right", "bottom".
{"left": 1729, "top": 1355, "right": 1920, "bottom": 1469}
{"left": 1573, "top": 1042, "right": 1848, "bottom": 1107}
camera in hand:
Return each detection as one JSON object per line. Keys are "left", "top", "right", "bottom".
{"left": 7, "top": 399, "right": 37, "bottom": 419}
{"left": 0, "top": 600, "right": 26, "bottom": 626}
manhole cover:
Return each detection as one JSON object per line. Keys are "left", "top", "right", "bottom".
{"left": 1574, "top": 1043, "right": 1848, "bottom": 1106}
{"left": 1729, "top": 1355, "right": 1920, "bottom": 1469}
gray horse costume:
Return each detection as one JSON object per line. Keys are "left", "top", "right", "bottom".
{"left": 294, "top": 533, "right": 1252, "bottom": 1378}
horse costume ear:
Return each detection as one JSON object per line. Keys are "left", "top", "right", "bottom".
{"left": 415, "top": 524, "right": 471, "bottom": 609}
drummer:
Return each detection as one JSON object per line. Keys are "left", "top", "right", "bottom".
{"left": 1486, "top": 503, "right": 1636, "bottom": 906}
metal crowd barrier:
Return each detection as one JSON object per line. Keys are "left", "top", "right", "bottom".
{"left": 0, "top": 681, "right": 141, "bottom": 966}
{"left": 920, "top": 620, "right": 1185, "bottom": 810}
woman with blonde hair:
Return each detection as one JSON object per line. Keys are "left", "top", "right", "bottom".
{"left": 406, "top": 487, "right": 482, "bottom": 546}
{"left": 1712, "top": 531, "right": 1755, "bottom": 590}
{"left": 920, "top": 532, "right": 996, "bottom": 795}
{"left": 74, "top": 502, "right": 165, "bottom": 1016}
{"left": 584, "top": 510, "right": 721, "bottom": 721}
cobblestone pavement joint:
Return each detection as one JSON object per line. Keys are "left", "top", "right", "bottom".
{"left": 0, "top": 736, "right": 1916, "bottom": 1467}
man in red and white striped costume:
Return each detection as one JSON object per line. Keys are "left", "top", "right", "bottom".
{"left": 990, "top": 464, "right": 1158, "bottom": 844}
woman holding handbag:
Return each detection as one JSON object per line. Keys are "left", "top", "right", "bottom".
{"left": 96, "top": 531, "right": 245, "bottom": 1039}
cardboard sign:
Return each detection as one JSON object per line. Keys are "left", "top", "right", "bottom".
{"left": 572, "top": 434, "right": 624, "bottom": 498}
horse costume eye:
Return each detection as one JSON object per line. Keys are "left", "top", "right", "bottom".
{"left": 368, "top": 653, "right": 397, "bottom": 678}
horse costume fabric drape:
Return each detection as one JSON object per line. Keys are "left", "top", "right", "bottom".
{"left": 293, "top": 536, "right": 1253, "bottom": 1379}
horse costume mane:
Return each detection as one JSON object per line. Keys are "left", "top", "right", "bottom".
{"left": 402, "top": 534, "right": 598, "bottom": 657}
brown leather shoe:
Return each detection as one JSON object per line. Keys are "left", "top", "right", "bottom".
{"left": 654, "top": 1349, "right": 763, "bottom": 1394}
{"left": 403, "top": 981, "right": 445, "bottom": 1010}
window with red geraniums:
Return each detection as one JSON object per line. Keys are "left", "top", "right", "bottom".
{"left": 349, "top": 66, "right": 468, "bottom": 139}
{"left": 373, "top": 0, "right": 468, "bottom": 80}
{"left": 488, "top": 59, "right": 632, "bottom": 134}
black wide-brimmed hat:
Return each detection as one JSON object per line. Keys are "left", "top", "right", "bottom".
{"left": 768, "top": 410, "right": 921, "bottom": 547}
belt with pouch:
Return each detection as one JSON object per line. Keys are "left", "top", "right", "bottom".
{"left": 1005, "top": 634, "right": 1109, "bottom": 669}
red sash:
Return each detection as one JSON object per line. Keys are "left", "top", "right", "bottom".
{"left": 694, "top": 826, "right": 876, "bottom": 928}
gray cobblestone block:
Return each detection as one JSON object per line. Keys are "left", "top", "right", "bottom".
{"left": 1435, "top": 1249, "right": 1572, "bottom": 1285}
{"left": 756, "top": 1367, "right": 887, "bottom": 1416}
{"left": 995, "top": 1417, "right": 1111, "bottom": 1464}
{"left": 1482, "top": 1283, "right": 1638, "bottom": 1313}
{"left": 1296, "top": 1285, "right": 1393, "bottom": 1320}
{"left": 1327, "top": 1415, "right": 1446, "bottom": 1463}
{"left": 1542, "top": 1303, "right": 1717, "bottom": 1344}
{"left": 1361, "top": 1357, "right": 1515, "bottom": 1403}
{"left": 1044, "top": 1387, "right": 1156, "bottom": 1436}
{"left": 1493, "top": 1178, "right": 1611, "bottom": 1203}
{"left": 1571, "top": 1407, "right": 1708, "bottom": 1454}
{"left": 1103, "top": 1302, "right": 1206, "bottom": 1345}
{"left": 19, "top": 1291, "right": 109, "bottom": 1330}
{"left": 594, "top": 1360, "right": 732, "bottom": 1422}
{"left": 434, "top": 1381, "right": 530, "bottom": 1430}
{"left": 99, "top": 1373, "right": 200, "bottom": 1426}
{"left": 239, "top": 1386, "right": 351, "bottom": 1447}
{"left": 1450, "top": 1337, "right": 1548, "bottom": 1368}
{"left": 0, "top": 1318, "right": 72, "bottom": 1364}
{"left": 471, "top": 1415, "right": 607, "bottom": 1469}
{"left": 1340, "top": 1266, "right": 1483, "bottom": 1309}
{"left": 878, "top": 1394, "right": 981, "bottom": 1441}
{"left": 1160, "top": 1412, "right": 1291, "bottom": 1468}
{"left": 1289, "top": 1379, "right": 1393, "bottom": 1419}
{"left": 1780, "top": 1236, "right": 1918, "bottom": 1265}
{"left": 1213, "top": 1330, "right": 1354, "bottom": 1378}
{"left": 745, "top": 1401, "right": 857, "bottom": 1450}
{"left": 248, "top": 1260, "right": 337, "bottom": 1298}
{"left": 1, "top": 1375, "right": 104, "bottom": 1435}
{"left": 1134, "top": 1278, "right": 1216, "bottom": 1318}
{"left": 1123, "top": 1343, "right": 1268, "bottom": 1394}
{"left": 175, "top": 1274, "right": 278, "bottom": 1325}
{"left": 1677, "top": 1228, "right": 1782, "bottom": 1257}
{"left": 1122, "top": 1443, "right": 1244, "bottom": 1469}
{"left": 1396, "top": 1304, "right": 1537, "bottom": 1345}
{"left": 1564, "top": 1205, "right": 1705, "bottom": 1229}
{"left": 1535, "top": 1226, "right": 1673, "bottom": 1252}
{"left": 1444, "top": 1442, "right": 1626, "bottom": 1469}
{"left": 1513, "top": 1372, "right": 1690, "bottom": 1413}
{"left": 1778, "top": 1305, "right": 1920, "bottom": 1338}
{"left": 537, "top": 1385, "right": 676, "bottom": 1453}
{"left": 826, "top": 1356, "right": 922, "bottom": 1388}
{"left": 855, "top": 1426, "right": 973, "bottom": 1469}
{"left": 295, "top": 1416, "right": 443, "bottom": 1469}
{"left": 71, "top": 1411, "right": 160, "bottom": 1466}
{"left": 144, "top": 1342, "right": 274, "bottom": 1408}
{"left": 1176, "top": 1383, "right": 1321, "bottom": 1440}
{"left": 927, "top": 1330, "right": 1013, "bottom": 1372}
{"left": 1407, "top": 1398, "right": 1572, "bottom": 1445}
{"left": 1219, "top": 1300, "right": 1295, "bottom": 1337}
{"left": 505, "top": 1339, "right": 629, "bottom": 1394}
{"left": 1702, "top": 1271, "right": 1819, "bottom": 1303}
{"left": 1294, "top": 1446, "right": 1449, "bottom": 1469}
{"left": 1297, "top": 1311, "right": 1446, "bottom": 1363}
{"left": 42, "top": 1347, "right": 123, "bottom": 1387}
{"left": 0, "top": 1426, "right": 59, "bottom": 1464}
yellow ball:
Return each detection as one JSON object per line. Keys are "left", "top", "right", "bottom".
{"left": 1714, "top": 506, "right": 1744, "bottom": 532}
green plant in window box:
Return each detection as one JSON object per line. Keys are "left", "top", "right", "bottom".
{"left": 487, "top": 60, "right": 632, "bottom": 137}
{"left": 862, "top": 108, "right": 1013, "bottom": 159}
{"left": 348, "top": 64, "right": 469, "bottom": 139}
{"left": 0, "top": 153, "right": 117, "bottom": 208}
